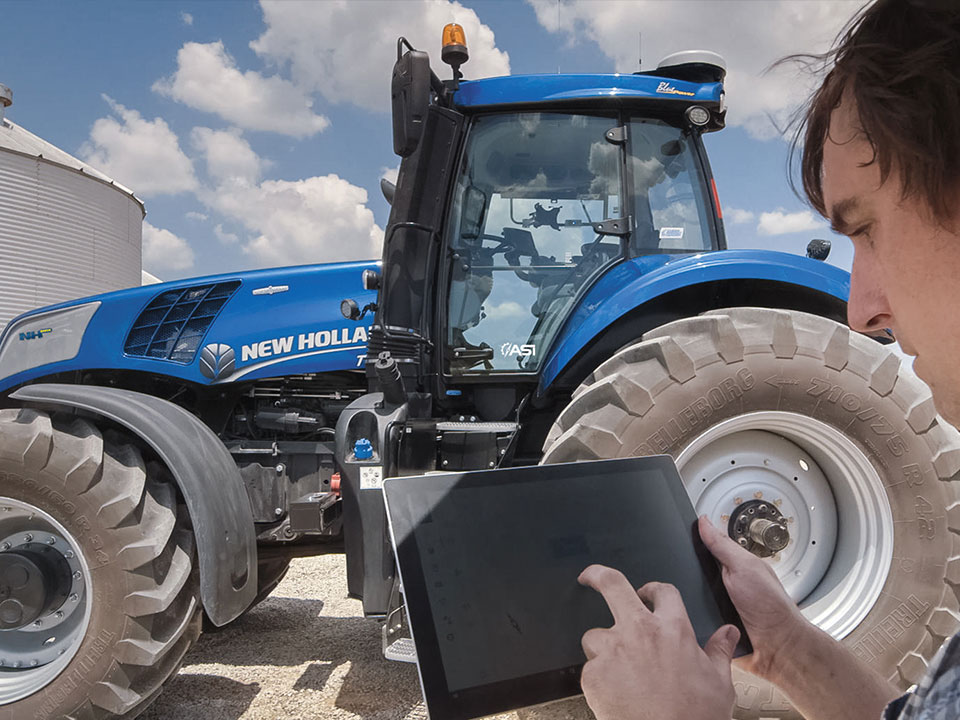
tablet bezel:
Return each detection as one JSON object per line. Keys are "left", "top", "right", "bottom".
{"left": 383, "top": 455, "right": 750, "bottom": 720}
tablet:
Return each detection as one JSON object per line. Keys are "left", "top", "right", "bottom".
{"left": 383, "top": 455, "right": 751, "bottom": 720}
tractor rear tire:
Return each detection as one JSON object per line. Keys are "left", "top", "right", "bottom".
{"left": 541, "top": 308, "right": 960, "bottom": 719}
{"left": 0, "top": 409, "right": 201, "bottom": 719}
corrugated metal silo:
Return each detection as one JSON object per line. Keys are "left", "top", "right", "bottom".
{"left": 0, "top": 84, "right": 144, "bottom": 329}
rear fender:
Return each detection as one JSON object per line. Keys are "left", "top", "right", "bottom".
{"left": 540, "top": 250, "right": 851, "bottom": 391}
{"left": 9, "top": 383, "right": 257, "bottom": 626}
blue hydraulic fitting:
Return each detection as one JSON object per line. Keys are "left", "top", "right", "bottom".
{"left": 354, "top": 438, "right": 373, "bottom": 460}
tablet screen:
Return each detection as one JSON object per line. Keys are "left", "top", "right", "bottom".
{"left": 385, "top": 456, "right": 749, "bottom": 719}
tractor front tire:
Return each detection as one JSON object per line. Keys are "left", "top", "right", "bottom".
{"left": 0, "top": 409, "right": 201, "bottom": 719}
{"left": 542, "top": 308, "right": 960, "bottom": 719}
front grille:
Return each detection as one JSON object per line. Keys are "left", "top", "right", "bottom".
{"left": 124, "top": 281, "right": 240, "bottom": 363}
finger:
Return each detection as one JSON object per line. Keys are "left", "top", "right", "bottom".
{"left": 579, "top": 565, "right": 646, "bottom": 624}
{"left": 581, "top": 627, "right": 610, "bottom": 661}
{"left": 699, "top": 515, "right": 754, "bottom": 568}
{"left": 636, "top": 582, "right": 690, "bottom": 626}
{"left": 704, "top": 624, "right": 740, "bottom": 683}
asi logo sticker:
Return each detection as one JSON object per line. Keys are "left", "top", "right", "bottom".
{"left": 199, "top": 343, "right": 236, "bottom": 380}
{"left": 500, "top": 342, "right": 536, "bottom": 358}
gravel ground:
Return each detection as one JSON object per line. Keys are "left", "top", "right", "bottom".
{"left": 142, "top": 555, "right": 595, "bottom": 720}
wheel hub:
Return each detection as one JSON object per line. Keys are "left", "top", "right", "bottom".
{"left": 728, "top": 499, "right": 790, "bottom": 557}
{"left": 676, "top": 413, "right": 894, "bottom": 642}
{"left": 0, "top": 498, "right": 92, "bottom": 705}
{"left": 0, "top": 548, "right": 70, "bottom": 631}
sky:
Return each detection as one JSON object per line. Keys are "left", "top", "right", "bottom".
{"left": 2, "top": 0, "right": 867, "bottom": 281}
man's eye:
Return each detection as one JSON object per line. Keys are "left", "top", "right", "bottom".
{"left": 850, "top": 224, "right": 873, "bottom": 241}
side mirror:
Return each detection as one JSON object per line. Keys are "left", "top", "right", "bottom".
{"left": 806, "top": 238, "right": 831, "bottom": 261}
{"left": 380, "top": 178, "right": 396, "bottom": 205}
{"left": 392, "top": 50, "right": 430, "bottom": 157}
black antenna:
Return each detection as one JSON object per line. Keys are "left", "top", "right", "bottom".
{"left": 638, "top": 32, "right": 642, "bottom": 69}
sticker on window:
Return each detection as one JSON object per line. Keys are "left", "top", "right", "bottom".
{"left": 659, "top": 227, "right": 684, "bottom": 240}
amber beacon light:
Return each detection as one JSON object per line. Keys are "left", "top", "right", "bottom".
{"left": 441, "top": 23, "right": 469, "bottom": 71}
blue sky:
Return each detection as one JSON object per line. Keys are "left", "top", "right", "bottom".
{"left": 2, "top": 0, "right": 864, "bottom": 280}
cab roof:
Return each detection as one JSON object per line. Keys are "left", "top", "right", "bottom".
{"left": 452, "top": 73, "right": 723, "bottom": 109}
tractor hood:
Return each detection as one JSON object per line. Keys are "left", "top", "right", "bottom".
{"left": 0, "top": 261, "right": 379, "bottom": 393}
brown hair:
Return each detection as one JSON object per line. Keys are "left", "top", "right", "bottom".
{"left": 795, "top": 0, "right": 960, "bottom": 222}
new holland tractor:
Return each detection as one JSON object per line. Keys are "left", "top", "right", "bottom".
{"left": 1, "top": 26, "right": 958, "bottom": 720}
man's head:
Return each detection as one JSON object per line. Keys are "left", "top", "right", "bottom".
{"left": 799, "top": 0, "right": 960, "bottom": 423}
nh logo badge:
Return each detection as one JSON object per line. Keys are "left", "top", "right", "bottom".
{"left": 199, "top": 343, "right": 236, "bottom": 380}
{"left": 19, "top": 328, "right": 52, "bottom": 341}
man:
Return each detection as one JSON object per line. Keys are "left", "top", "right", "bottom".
{"left": 577, "top": 1, "right": 960, "bottom": 718}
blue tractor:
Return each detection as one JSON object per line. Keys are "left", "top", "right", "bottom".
{"left": 1, "top": 27, "right": 958, "bottom": 719}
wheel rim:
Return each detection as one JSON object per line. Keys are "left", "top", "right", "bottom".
{"left": 675, "top": 411, "right": 894, "bottom": 641}
{"left": 0, "top": 497, "right": 92, "bottom": 705}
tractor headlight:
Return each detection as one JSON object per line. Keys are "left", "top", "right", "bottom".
{"left": 685, "top": 105, "right": 711, "bottom": 127}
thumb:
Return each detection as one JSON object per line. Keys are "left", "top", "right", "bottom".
{"left": 704, "top": 624, "right": 740, "bottom": 681}
{"left": 699, "top": 515, "right": 751, "bottom": 568}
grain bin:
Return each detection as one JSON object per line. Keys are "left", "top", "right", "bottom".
{"left": 0, "top": 84, "right": 144, "bottom": 329}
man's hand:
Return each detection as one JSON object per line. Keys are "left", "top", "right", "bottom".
{"left": 577, "top": 564, "right": 740, "bottom": 720}
{"left": 697, "top": 515, "right": 807, "bottom": 680}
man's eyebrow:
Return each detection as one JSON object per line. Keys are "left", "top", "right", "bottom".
{"left": 828, "top": 196, "right": 863, "bottom": 234}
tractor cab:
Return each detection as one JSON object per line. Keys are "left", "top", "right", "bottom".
{"left": 366, "top": 26, "right": 727, "bottom": 405}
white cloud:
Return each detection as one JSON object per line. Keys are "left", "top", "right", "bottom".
{"left": 527, "top": 0, "right": 861, "bottom": 140}
{"left": 191, "top": 127, "right": 262, "bottom": 183}
{"left": 484, "top": 301, "right": 527, "bottom": 321}
{"left": 79, "top": 96, "right": 196, "bottom": 197}
{"left": 202, "top": 175, "right": 383, "bottom": 267}
{"left": 213, "top": 223, "right": 240, "bottom": 245}
{"left": 726, "top": 207, "right": 756, "bottom": 225}
{"left": 191, "top": 132, "right": 382, "bottom": 266}
{"left": 153, "top": 41, "right": 329, "bottom": 138}
{"left": 757, "top": 209, "right": 824, "bottom": 236}
{"left": 185, "top": 211, "right": 208, "bottom": 221}
{"left": 180, "top": 11, "right": 193, "bottom": 26}
{"left": 251, "top": 0, "right": 511, "bottom": 112}
{"left": 142, "top": 221, "right": 195, "bottom": 272}
{"left": 381, "top": 165, "right": 399, "bottom": 185}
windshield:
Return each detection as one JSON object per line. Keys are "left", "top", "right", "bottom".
{"left": 445, "top": 112, "right": 713, "bottom": 375}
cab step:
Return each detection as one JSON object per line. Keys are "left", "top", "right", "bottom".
{"left": 384, "top": 637, "right": 418, "bottom": 663}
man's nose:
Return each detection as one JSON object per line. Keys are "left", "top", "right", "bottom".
{"left": 846, "top": 258, "right": 893, "bottom": 334}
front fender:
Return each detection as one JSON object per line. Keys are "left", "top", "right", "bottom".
{"left": 9, "top": 383, "right": 257, "bottom": 626}
{"left": 540, "top": 250, "right": 851, "bottom": 390}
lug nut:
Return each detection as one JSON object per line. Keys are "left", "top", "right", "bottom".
{"left": 23, "top": 534, "right": 33, "bottom": 542}
{"left": 738, "top": 538, "right": 749, "bottom": 547}
{"left": 46, "top": 537, "right": 56, "bottom": 545}
{"left": 64, "top": 551, "right": 74, "bottom": 559}
{"left": 72, "top": 571, "right": 82, "bottom": 580}
{"left": 1, "top": 542, "right": 10, "bottom": 551}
